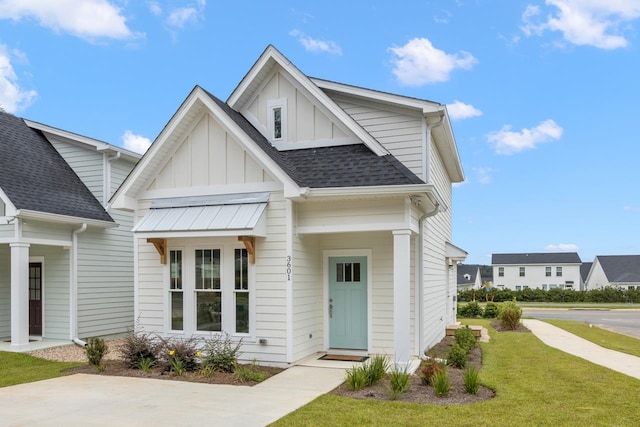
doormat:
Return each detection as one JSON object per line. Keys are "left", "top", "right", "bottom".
{"left": 319, "top": 354, "right": 369, "bottom": 362}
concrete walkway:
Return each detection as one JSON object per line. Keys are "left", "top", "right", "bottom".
{"left": 522, "top": 319, "right": 640, "bottom": 380}
{"left": 0, "top": 364, "right": 347, "bottom": 427}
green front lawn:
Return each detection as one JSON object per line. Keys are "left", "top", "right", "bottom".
{"left": 0, "top": 352, "right": 81, "bottom": 387}
{"left": 273, "top": 319, "right": 640, "bottom": 426}
{"left": 544, "top": 319, "right": 640, "bottom": 358}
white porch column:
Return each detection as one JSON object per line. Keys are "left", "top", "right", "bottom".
{"left": 10, "top": 242, "right": 30, "bottom": 348}
{"left": 393, "top": 230, "right": 411, "bottom": 368}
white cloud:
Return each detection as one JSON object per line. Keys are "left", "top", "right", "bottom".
{"left": 122, "top": 130, "right": 151, "bottom": 154}
{"left": 473, "top": 167, "right": 493, "bottom": 184}
{"left": 289, "top": 30, "right": 342, "bottom": 55}
{"left": 147, "top": 1, "right": 162, "bottom": 16}
{"left": 522, "top": 0, "right": 640, "bottom": 49}
{"left": 0, "top": 0, "right": 140, "bottom": 40}
{"left": 545, "top": 243, "right": 580, "bottom": 252}
{"left": 447, "top": 100, "right": 482, "bottom": 120}
{"left": 166, "top": 0, "right": 206, "bottom": 29}
{"left": 0, "top": 44, "right": 37, "bottom": 113}
{"left": 388, "top": 38, "right": 477, "bottom": 86}
{"left": 487, "top": 119, "right": 563, "bottom": 155}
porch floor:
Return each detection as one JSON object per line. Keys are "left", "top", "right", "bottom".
{"left": 0, "top": 338, "right": 74, "bottom": 353}
{"left": 295, "top": 352, "right": 422, "bottom": 374}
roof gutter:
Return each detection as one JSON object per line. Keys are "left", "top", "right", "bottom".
{"left": 15, "top": 210, "right": 116, "bottom": 228}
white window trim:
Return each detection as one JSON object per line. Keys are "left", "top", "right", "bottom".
{"left": 267, "top": 98, "right": 287, "bottom": 143}
{"left": 164, "top": 240, "right": 255, "bottom": 339}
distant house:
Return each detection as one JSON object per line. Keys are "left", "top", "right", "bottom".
{"left": 0, "top": 111, "right": 139, "bottom": 349}
{"left": 585, "top": 255, "right": 640, "bottom": 290}
{"left": 457, "top": 264, "right": 482, "bottom": 290}
{"left": 580, "top": 262, "right": 593, "bottom": 291}
{"left": 492, "top": 252, "right": 582, "bottom": 291}
{"left": 111, "top": 45, "right": 466, "bottom": 367}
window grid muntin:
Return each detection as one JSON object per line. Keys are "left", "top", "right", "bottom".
{"left": 336, "top": 262, "right": 361, "bottom": 283}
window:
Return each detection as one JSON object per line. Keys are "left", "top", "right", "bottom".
{"left": 195, "top": 249, "right": 221, "bottom": 332}
{"left": 519, "top": 267, "right": 525, "bottom": 277}
{"left": 0, "top": 199, "right": 5, "bottom": 216}
{"left": 515, "top": 285, "right": 522, "bottom": 291}
{"left": 556, "top": 267, "right": 563, "bottom": 277}
{"left": 498, "top": 267, "right": 504, "bottom": 277}
{"left": 169, "top": 250, "right": 183, "bottom": 331}
{"left": 336, "top": 262, "right": 361, "bottom": 282}
{"left": 267, "top": 99, "right": 287, "bottom": 142}
{"left": 629, "top": 286, "right": 636, "bottom": 290}
{"left": 234, "top": 248, "right": 249, "bottom": 334}
{"left": 545, "top": 267, "right": 551, "bottom": 277}
{"left": 542, "top": 284, "right": 548, "bottom": 291}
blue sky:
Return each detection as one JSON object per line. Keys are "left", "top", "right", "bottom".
{"left": 1, "top": 1, "right": 639, "bottom": 264}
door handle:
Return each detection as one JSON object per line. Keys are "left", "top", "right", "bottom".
{"left": 329, "top": 298, "right": 333, "bottom": 318}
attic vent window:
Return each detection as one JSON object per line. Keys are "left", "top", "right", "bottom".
{"left": 267, "top": 99, "right": 287, "bottom": 143}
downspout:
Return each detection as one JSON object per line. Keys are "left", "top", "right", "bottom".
{"left": 71, "top": 223, "right": 88, "bottom": 347}
{"left": 417, "top": 203, "right": 440, "bottom": 357}
{"left": 423, "top": 111, "right": 445, "bottom": 184}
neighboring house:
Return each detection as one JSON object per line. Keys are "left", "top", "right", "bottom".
{"left": 585, "top": 255, "right": 640, "bottom": 290}
{"left": 492, "top": 252, "right": 582, "bottom": 291}
{"left": 0, "top": 111, "right": 140, "bottom": 349}
{"left": 580, "top": 262, "right": 593, "bottom": 291}
{"left": 457, "top": 264, "right": 482, "bottom": 290}
{"left": 111, "top": 45, "right": 466, "bottom": 367}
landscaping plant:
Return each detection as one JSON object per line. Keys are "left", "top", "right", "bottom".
{"left": 458, "top": 301, "right": 483, "bottom": 318}
{"left": 447, "top": 344, "right": 469, "bottom": 368}
{"left": 158, "top": 336, "right": 200, "bottom": 372}
{"left": 498, "top": 298, "right": 522, "bottom": 330}
{"left": 85, "top": 337, "right": 108, "bottom": 368}
{"left": 454, "top": 326, "right": 477, "bottom": 351}
{"left": 200, "top": 332, "right": 242, "bottom": 373}
{"left": 120, "top": 331, "right": 159, "bottom": 369}
{"left": 463, "top": 366, "right": 480, "bottom": 395}
{"left": 234, "top": 359, "right": 268, "bottom": 383}
{"left": 482, "top": 301, "right": 499, "bottom": 318}
{"left": 363, "top": 354, "right": 389, "bottom": 386}
{"left": 388, "top": 366, "right": 410, "bottom": 400}
{"left": 344, "top": 365, "right": 367, "bottom": 391}
{"left": 431, "top": 369, "right": 450, "bottom": 397}
{"left": 419, "top": 357, "right": 446, "bottom": 385}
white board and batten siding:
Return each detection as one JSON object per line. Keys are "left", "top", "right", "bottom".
{"left": 244, "top": 70, "right": 348, "bottom": 145}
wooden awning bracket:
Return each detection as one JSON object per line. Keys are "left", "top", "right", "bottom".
{"left": 147, "top": 238, "right": 167, "bottom": 264}
{"left": 238, "top": 236, "right": 256, "bottom": 264}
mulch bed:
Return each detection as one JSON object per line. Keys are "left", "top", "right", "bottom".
{"left": 67, "top": 360, "right": 283, "bottom": 386}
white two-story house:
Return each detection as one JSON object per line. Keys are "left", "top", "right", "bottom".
{"left": 492, "top": 252, "right": 582, "bottom": 291}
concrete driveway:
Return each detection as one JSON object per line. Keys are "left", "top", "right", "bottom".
{"left": 0, "top": 365, "right": 346, "bottom": 427}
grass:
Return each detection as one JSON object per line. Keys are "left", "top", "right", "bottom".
{"left": 272, "top": 319, "right": 640, "bottom": 426}
{"left": 544, "top": 319, "right": 640, "bottom": 358}
{"left": 0, "top": 352, "right": 81, "bottom": 388}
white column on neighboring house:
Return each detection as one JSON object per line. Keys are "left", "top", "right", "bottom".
{"left": 10, "top": 242, "right": 30, "bottom": 348}
{"left": 393, "top": 229, "right": 411, "bottom": 368}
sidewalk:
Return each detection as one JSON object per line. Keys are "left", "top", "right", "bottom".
{"left": 522, "top": 319, "right": 640, "bottom": 380}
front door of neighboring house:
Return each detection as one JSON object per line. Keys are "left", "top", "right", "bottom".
{"left": 329, "top": 256, "right": 367, "bottom": 350}
{"left": 29, "top": 262, "right": 43, "bottom": 336}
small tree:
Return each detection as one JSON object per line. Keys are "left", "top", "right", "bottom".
{"left": 498, "top": 298, "right": 522, "bottom": 330}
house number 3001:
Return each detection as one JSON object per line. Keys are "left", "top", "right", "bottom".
{"left": 286, "top": 255, "right": 292, "bottom": 280}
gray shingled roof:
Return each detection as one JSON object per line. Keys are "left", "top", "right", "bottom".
{"left": 0, "top": 111, "right": 113, "bottom": 222}
{"left": 597, "top": 255, "right": 640, "bottom": 283}
{"left": 580, "top": 262, "right": 593, "bottom": 282}
{"left": 457, "top": 264, "right": 479, "bottom": 285}
{"left": 492, "top": 252, "right": 581, "bottom": 265}
{"left": 202, "top": 88, "right": 424, "bottom": 188}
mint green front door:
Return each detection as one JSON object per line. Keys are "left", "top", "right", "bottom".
{"left": 329, "top": 256, "right": 367, "bottom": 350}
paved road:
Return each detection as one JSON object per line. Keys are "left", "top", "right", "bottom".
{"left": 522, "top": 308, "right": 640, "bottom": 339}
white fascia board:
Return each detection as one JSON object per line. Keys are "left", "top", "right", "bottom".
{"left": 110, "top": 194, "right": 137, "bottom": 211}
{"left": 429, "top": 113, "right": 465, "bottom": 183}
{"left": 312, "top": 78, "right": 443, "bottom": 113}
{"left": 15, "top": 210, "right": 117, "bottom": 228}
{"left": 297, "top": 222, "right": 418, "bottom": 235}
{"left": 25, "top": 120, "right": 141, "bottom": 161}
{"left": 228, "top": 46, "right": 389, "bottom": 157}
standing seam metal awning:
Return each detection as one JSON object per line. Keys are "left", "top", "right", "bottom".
{"left": 132, "top": 192, "right": 269, "bottom": 236}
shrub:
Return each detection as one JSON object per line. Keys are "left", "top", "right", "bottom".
{"left": 419, "top": 358, "right": 446, "bottom": 385}
{"left": 120, "top": 331, "right": 159, "bottom": 369}
{"left": 345, "top": 365, "right": 367, "bottom": 391}
{"left": 454, "top": 326, "right": 477, "bottom": 351}
{"left": 199, "top": 365, "right": 215, "bottom": 378}
{"left": 498, "top": 298, "right": 523, "bottom": 330}
{"left": 138, "top": 357, "right": 155, "bottom": 372}
{"left": 234, "top": 360, "right": 268, "bottom": 383}
{"left": 363, "top": 355, "right": 389, "bottom": 386}
{"left": 158, "top": 336, "right": 200, "bottom": 372}
{"left": 431, "top": 369, "right": 450, "bottom": 397}
{"left": 388, "top": 366, "right": 410, "bottom": 400}
{"left": 447, "top": 344, "right": 469, "bottom": 368}
{"left": 200, "top": 332, "right": 242, "bottom": 373}
{"left": 483, "top": 301, "right": 499, "bottom": 318}
{"left": 458, "top": 301, "right": 483, "bottom": 318}
{"left": 85, "top": 338, "right": 108, "bottom": 367}
{"left": 463, "top": 366, "right": 480, "bottom": 395}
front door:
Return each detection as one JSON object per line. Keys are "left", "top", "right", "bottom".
{"left": 29, "top": 262, "right": 43, "bottom": 336}
{"left": 329, "top": 256, "right": 367, "bottom": 350}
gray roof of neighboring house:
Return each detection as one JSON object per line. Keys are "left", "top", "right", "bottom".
{"left": 596, "top": 255, "right": 640, "bottom": 283}
{"left": 203, "top": 88, "right": 425, "bottom": 188}
{"left": 492, "top": 252, "right": 581, "bottom": 265}
{"left": 0, "top": 111, "right": 113, "bottom": 223}
{"left": 580, "top": 262, "right": 593, "bottom": 282}
{"left": 457, "top": 264, "right": 480, "bottom": 285}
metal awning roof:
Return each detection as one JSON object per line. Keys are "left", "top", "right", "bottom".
{"left": 132, "top": 192, "right": 268, "bottom": 237}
